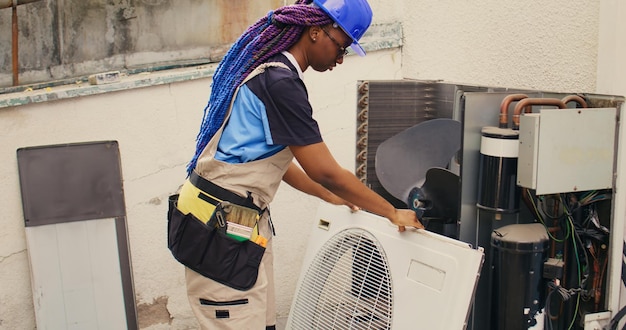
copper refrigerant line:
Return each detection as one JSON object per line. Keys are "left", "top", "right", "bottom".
{"left": 499, "top": 94, "right": 587, "bottom": 130}
{"left": 1, "top": 0, "right": 43, "bottom": 86}
{"left": 356, "top": 81, "right": 369, "bottom": 183}
{"left": 562, "top": 94, "right": 588, "bottom": 108}
{"left": 499, "top": 94, "right": 531, "bottom": 129}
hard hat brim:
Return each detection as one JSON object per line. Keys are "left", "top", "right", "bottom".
{"left": 350, "top": 42, "right": 366, "bottom": 57}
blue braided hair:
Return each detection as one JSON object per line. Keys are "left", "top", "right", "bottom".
{"left": 187, "top": 0, "right": 333, "bottom": 175}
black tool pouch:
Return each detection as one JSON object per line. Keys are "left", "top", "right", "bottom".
{"left": 167, "top": 194, "right": 265, "bottom": 291}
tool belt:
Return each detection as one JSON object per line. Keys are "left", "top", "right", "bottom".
{"left": 188, "top": 171, "right": 263, "bottom": 214}
{"left": 167, "top": 173, "right": 266, "bottom": 291}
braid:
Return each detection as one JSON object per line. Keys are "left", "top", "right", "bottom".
{"left": 187, "top": 0, "right": 333, "bottom": 174}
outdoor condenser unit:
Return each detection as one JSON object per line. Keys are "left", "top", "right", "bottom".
{"left": 286, "top": 204, "right": 484, "bottom": 330}
{"left": 350, "top": 79, "right": 624, "bottom": 330}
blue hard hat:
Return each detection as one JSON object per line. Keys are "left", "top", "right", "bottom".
{"left": 313, "top": 0, "right": 373, "bottom": 56}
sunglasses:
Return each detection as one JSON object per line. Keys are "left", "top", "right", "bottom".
{"left": 321, "top": 26, "right": 350, "bottom": 58}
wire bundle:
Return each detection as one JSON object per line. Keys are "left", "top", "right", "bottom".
{"left": 524, "top": 189, "right": 611, "bottom": 330}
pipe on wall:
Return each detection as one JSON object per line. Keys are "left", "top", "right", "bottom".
{"left": 0, "top": 0, "right": 41, "bottom": 9}
{"left": 1, "top": 0, "right": 43, "bottom": 86}
{"left": 12, "top": 2, "right": 17, "bottom": 85}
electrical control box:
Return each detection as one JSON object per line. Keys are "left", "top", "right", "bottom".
{"left": 517, "top": 107, "right": 616, "bottom": 195}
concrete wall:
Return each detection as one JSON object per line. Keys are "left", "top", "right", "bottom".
{"left": 1, "top": 0, "right": 625, "bottom": 329}
{"left": 0, "top": 0, "right": 284, "bottom": 87}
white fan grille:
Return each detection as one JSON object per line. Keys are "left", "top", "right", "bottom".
{"left": 289, "top": 228, "right": 393, "bottom": 330}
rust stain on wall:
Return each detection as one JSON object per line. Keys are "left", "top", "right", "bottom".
{"left": 0, "top": 0, "right": 286, "bottom": 87}
{"left": 215, "top": 0, "right": 285, "bottom": 44}
{"left": 218, "top": 0, "right": 249, "bottom": 42}
{"left": 137, "top": 296, "right": 172, "bottom": 328}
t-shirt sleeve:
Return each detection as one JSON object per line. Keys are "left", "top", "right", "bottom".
{"left": 263, "top": 75, "right": 322, "bottom": 146}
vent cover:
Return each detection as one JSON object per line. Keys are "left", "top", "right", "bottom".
{"left": 287, "top": 204, "right": 484, "bottom": 330}
{"left": 289, "top": 228, "right": 393, "bottom": 330}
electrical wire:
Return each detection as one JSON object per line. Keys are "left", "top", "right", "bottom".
{"left": 609, "top": 304, "right": 626, "bottom": 330}
{"left": 528, "top": 190, "right": 611, "bottom": 330}
{"left": 545, "top": 280, "right": 584, "bottom": 330}
{"left": 542, "top": 193, "right": 586, "bottom": 330}
{"left": 566, "top": 216, "right": 582, "bottom": 330}
{"left": 563, "top": 221, "right": 578, "bottom": 328}
{"left": 526, "top": 189, "right": 566, "bottom": 242}
{"left": 539, "top": 195, "right": 564, "bottom": 220}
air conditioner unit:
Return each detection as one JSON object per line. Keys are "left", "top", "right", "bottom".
{"left": 286, "top": 203, "right": 484, "bottom": 330}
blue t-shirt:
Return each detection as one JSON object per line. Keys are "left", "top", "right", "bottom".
{"left": 215, "top": 53, "right": 322, "bottom": 163}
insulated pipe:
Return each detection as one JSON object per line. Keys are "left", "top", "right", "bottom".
{"left": 512, "top": 98, "right": 567, "bottom": 130}
{"left": 499, "top": 94, "right": 529, "bottom": 128}
{"left": 562, "top": 94, "right": 588, "bottom": 108}
{"left": 1, "top": 0, "right": 43, "bottom": 86}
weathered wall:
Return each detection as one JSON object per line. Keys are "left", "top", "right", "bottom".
{"left": 0, "top": 0, "right": 284, "bottom": 87}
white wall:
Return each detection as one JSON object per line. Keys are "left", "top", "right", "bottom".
{"left": 597, "top": 0, "right": 626, "bottom": 96}
{"left": 402, "top": 0, "right": 600, "bottom": 93}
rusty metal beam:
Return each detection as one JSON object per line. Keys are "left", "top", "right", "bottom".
{"left": 1, "top": 0, "right": 43, "bottom": 86}
{"left": 12, "top": 3, "right": 18, "bottom": 85}
{"left": 0, "top": 0, "right": 42, "bottom": 9}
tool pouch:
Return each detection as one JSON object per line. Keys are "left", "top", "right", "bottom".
{"left": 167, "top": 194, "right": 265, "bottom": 291}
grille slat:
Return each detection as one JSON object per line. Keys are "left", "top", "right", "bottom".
{"left": 289, "top": 229, "right": 392, "bottom": 330}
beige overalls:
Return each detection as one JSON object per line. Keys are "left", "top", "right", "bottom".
{"left": 177, "top": 63, "right": 294, "bottom": 330}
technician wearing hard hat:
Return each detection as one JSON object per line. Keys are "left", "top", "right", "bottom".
{"left": 167, "top": 0, "right": 424, "bottom": 328}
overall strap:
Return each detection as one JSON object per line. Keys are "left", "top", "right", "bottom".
{"left": 208, "top": 62, "right": 290, "bottom": 149}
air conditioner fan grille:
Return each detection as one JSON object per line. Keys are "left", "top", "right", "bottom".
{"left": 289, "top": 228, "right": 393, "bottom": 329}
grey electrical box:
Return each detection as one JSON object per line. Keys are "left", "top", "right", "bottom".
{"left": 517, "top": 108, "right": 616, "bottom": 195}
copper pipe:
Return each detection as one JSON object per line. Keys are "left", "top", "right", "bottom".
{"left": 562, "top": 95, "right": 588, "bottom": 108}
{"left": 512, "top": 98, "right": 567, "bottom": 130}
{"left": 12, "top": 2, "right": 18, "bottom": 86}
{"left": 358, "top": 81, "right": 369, "bottom": 94}
{"left": 499, "top": 94, "right": 529, "bottom": 128}
{"left": 356, "top": 149, "right": 367, "bottom": 162}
